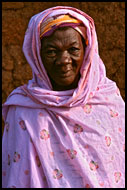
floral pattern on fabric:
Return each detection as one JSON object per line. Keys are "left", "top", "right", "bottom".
{"left": 73, "top": 124, "right": 83, "bottom": 133}
{"left": 99, "top": 181, "right": 104, "bottom": 187}
{"left": 118, "top": 127, "right": 122, "bottom": 132}
{"left": 85, "top": 184, "right": 90, "bottom": 188}
{"left": 66, "top": 149, "right": 77, "bottom": 159}
{"left": 2, "top": 171, "right": 6, "bottom": 176}
{"left": 53, "top": 169, "right": 63, "bottom": 179}
{"left": 5, "top": 122, "right": 9, "bottom": 132}
{"left": 83, "top": 104, "right": 92, "bottom": 114}
{"left": 89, "top": 160, "right": 99, "bottom": 171}
{"left": 39, "top": 112, "right": 43, "bottom": 117}
{"left": 84, "top": 144, "right": 89, "bottom": 149}
{"left": 50, "top": 152, "right": 54, "bottom": 157}
{"left": 114, "top": 172, "right": 121, "bottom": 183}
{"left": 40, "top": 129, "right": 50, "bottom": 140}
{"left": 36, "top": 155, "right": 41, "bottom": 167}
{"left": 24, "top": 170, "right": 29, "bottom": 175}
{"left": 19, "top": 120, "right": 26, "bottom": 130}
{"left": 105, "top": 136, "right": 111, "bottom": 147}
{"left": 96, "top": 120, "right": 101, "bottom": 125}
{"left": 13, "top": 152, "right": 20, "bottom": 162}
{"left": 88, "top": 92, "right": 93, "bottom": 100}
{"left": 110, "top": 109, "right": 118, "bottom": 117}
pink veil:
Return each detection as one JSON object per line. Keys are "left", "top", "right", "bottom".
{"left": 2, "top": 6, "right": 125, "bottom": 188}
{"left": 3, "top": 6, "right": 122, "bottom": 118}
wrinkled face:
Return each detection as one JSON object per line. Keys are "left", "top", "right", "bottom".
{"left": 41, "top": 27, "right": 85, "bottom": 91}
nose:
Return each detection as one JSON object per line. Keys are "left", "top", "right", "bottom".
{"left": 55, "top": 50, "right": 72, "bottom": 65}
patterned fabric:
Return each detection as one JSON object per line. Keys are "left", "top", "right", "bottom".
{"left": 40, "top": 14, "right": 81, "bottom": 37}
{"left": 2, "top": 6, "right": 125, "bottom": 188}
{"left": 40, "top": 14, "right": 87, "bottom": 44}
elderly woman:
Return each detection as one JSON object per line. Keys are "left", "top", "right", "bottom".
{"left": 2, "top": 6, "right": 125, "bottom": 188}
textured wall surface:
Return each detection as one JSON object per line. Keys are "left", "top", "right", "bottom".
{"left": 2, "top": 2, "right": 125, "bottom": 130}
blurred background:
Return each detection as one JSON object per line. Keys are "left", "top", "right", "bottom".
{"left": 2, "top": 2, "right": 125, "bottom": 131}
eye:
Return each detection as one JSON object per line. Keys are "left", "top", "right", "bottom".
{"left": 46, "top": 49, "right": 57, "bottom": 57}
{"left": 69, "top": 47, "right": 80, "bottom": 54}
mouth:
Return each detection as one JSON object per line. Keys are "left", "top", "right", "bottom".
{"left": 57, "top": 70, "right": 73, "bottom": 78}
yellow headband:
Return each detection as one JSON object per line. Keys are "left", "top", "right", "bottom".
{"left": 40, "top": 14, "right": 82, "bottom": 39}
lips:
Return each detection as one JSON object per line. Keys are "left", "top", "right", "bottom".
{"left": 57, "top": 69, "right": 73, "bottom": 78}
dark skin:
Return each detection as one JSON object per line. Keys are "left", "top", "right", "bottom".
{"left": 41, "top": 27, "right": 85, "bottom": 91}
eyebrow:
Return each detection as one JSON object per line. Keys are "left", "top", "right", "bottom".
{"left": 43, "top": 41, "right": 79, "bottom": 49}
{"left": 44, "top": 44, "right": 57, "bottom": 49}
{"left": 69, "top": 41, "right": 79, "bottom": 46}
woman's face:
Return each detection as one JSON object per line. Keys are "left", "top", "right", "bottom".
{"left": 41, "top": 27, "right": 85, "bottom": 91}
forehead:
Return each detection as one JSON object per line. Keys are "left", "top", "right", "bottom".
{"left": 41, "top": 27, "right": 82, "bottom": 48}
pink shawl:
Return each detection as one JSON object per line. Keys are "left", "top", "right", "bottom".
{"left": 2, "top": 6, "right": 125, "bottom": 188}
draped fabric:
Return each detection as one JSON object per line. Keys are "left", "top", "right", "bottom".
{"left": 2, "top": 6, "right": 125, "bottom": 188}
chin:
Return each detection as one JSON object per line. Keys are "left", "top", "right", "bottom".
{"left": 57, "top": 79, "right": 74, "bottom": 86}
{"left": 50, "top": 75, "right": 79, "bottom": 90}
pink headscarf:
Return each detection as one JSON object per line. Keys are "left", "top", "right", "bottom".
{"left": 3, "top": 6, "right": 100, "bottom": 111}
{"left": 2, "top": 6, "right": 125, "bottom": 188}
{"left": 39, "top": 14, "right": 87, "bottom": 41}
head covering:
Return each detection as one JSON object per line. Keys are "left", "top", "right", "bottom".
{"left": 40, "top": 14, "right": 87, "bottom": 43}
{"left": 2, "top": 6, "right": 125, "bottom": 188}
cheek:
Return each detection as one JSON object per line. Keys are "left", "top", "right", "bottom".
{"left": 41, "top": 51, "right": 51, "bottom": 70}
{"left": 74, "top": 49, "right": 84, "bottom": 69}
{"left": 42, "top": 57, "right": 54, "bottom": 72}
{"left": 74, "top": 57, "right": 84, "bottom": 72}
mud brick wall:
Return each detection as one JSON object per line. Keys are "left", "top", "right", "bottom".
{"left": 2, "top": 2, "right": 125, "bottom": 132}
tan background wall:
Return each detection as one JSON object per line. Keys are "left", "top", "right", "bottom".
{"left": 2, "top": 2, "right": 125, "bottom": 131}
